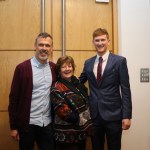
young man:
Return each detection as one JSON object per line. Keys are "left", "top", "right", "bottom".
{"left": 79, "top": 28, "right": 132, "bottom": 150}
{"left": 8, "top": 32, "right": 56, "bottom": 150}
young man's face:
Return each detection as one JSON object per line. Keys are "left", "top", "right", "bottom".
{"left": 93, "top": 34, "right": 110, "bottom": 56}
{"left": 34, "top": 37, "right": 53, "bottom": 64}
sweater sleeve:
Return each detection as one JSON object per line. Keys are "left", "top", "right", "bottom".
{"left": 8, "top": 65, "right": 22, "bottom": 130}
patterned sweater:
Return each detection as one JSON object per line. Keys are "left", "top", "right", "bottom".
{"left": 51, "top": 76, "right": 93, "bottom": 143}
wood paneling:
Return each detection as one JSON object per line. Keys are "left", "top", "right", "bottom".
{"left": 0, "top": 112, "right": 18, "bottom": 150}
{"left": 0, "top": 51, "right": 35, "bottom": 110}
{"left": 52, "top": 50, "right": 62, "bottom": 63}
{"left": 66, "top": 0, "right": 113, "bottom": 51}
{"left": 52, "top": 0, "right": 115, "bottom": 52}
{"left": 0, "top": 0, "right": 41, "bottom": 50}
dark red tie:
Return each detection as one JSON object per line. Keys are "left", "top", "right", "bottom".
{"left": 97, "top": 57, "right": 103, "bottom": 82}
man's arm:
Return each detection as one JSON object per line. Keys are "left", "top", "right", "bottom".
{"left": 79, "top": 62, "right": 88, "bottom": 84}
{"left": 8, "top": 65, "right": 21, "bottom": 130}
{"left": 119, "top": 57, "right": 132, "bottom": 123}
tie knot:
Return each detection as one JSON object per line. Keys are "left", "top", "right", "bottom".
{"left": 99, "top": 57, "right": 103, "bottom": 63}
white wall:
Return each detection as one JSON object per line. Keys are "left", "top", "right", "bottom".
{"left": 118, "top": 0, "right": 150, "bottom": 150}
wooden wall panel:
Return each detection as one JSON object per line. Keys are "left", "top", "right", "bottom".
{"left": 51, "top": 0, "right": 114, "bottom": 52}
{"left": 0, "top": 112, "right": 18, "bottom": 150}
{"left": 0, "top": 51, "right": 35, "bottom": 110}
{"left": 66, "top": 0, "right": 113, "bottom": 51}
{"left": 66, "top": 51, "right": 96, "bottom": 76}
{"left": 0, "top": 0, "right": 41, "bottom": 50}
{"left": 53, "top": 50, "right": 62, "bottom": 63}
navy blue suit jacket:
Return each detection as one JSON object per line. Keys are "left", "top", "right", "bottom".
{"left": 79, "top": 53, "right": 132, "bottom": 121}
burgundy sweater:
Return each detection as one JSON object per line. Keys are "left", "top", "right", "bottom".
{"left": 8, "top": 59, "right": 56, "bottom": 131}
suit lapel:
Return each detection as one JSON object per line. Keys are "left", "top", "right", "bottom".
{"left": 102, "top": 53, "right": 113, "bottom": 79}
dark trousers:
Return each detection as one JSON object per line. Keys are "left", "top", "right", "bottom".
{"left": 18, "top": 123, "right": 55, "bottom": 150}
{"left": 91, "top": 114, "right": 122, "bottom": 150}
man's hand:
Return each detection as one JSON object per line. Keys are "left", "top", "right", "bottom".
{"left": 122, "top": 119, "right": 131, "bottom": 130}
{"left": 10, "top": 130, "right": 19, "bottom": 141}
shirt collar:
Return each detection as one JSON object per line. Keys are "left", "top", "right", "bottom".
{"left": 96, "top": 50, "right": 110, "bottom": 62}
{"left": 31, "top": 57, "right": 49, "bottom": 67}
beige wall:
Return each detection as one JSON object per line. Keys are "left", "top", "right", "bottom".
{"left": 118, "top": 0, "right": 150, "bottom": 150}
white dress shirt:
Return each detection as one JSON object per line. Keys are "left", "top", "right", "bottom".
{"left": 93, "top": 50, "right": 110, "bottom": 78}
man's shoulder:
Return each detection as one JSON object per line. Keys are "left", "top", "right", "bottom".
{"left": 49, "top": 61, "right": 55, "bottom": 66}
{"left": 85, "top": 56, "right": 96, "bottom": 63}
{"left": 48, "top": 61, "right": 56, "bottom": 73}
{"left": 16, "top": 59, "right": 31, "bottom": 68}
{"left": 109, "top": 53, "right": 126, "bottom": 60}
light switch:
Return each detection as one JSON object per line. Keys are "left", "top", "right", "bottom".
{"left": 140, "top": 68, "right": 149, "bottom": 82}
